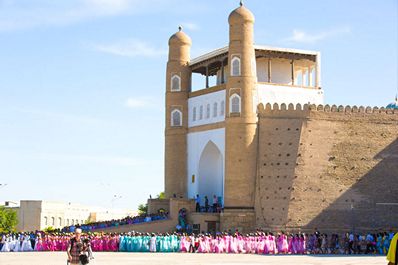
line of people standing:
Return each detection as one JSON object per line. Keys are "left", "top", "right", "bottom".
{"left": 195, "top": 194, "right": 220, "bottom": 213}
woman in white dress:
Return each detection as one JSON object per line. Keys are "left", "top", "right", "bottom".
{"left": 1, "top": 236, "right": 11, "bottom": 252}
{"left": 149, "top": 234, "right": 157, "bottom": 252}
{"left": 13, "top": 235, "right": 24, "bottom": 252}
{"left": 22, "top": 235, "right": 33, "bottom": 251}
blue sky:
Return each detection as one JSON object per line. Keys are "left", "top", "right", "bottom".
{"left": 0, "top": 0, "right": 397, "bottom": 211}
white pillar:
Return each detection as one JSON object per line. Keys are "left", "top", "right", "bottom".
{"left": 221, "top": 60, "right": 225, "bottom": 84}
{"left": 206, "top": 65, "right": 209, "bottom": 88}
{"left": 291, "top": 60, "right": 295, "bottom": 85}
{"left": 268, "top": 58, "right": 272, "bottom": 83}
{"left": 316, "top": 53, "right": 321, "bottom": 88}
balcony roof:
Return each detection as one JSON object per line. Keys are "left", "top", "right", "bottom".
{"left": 190, "top": 45, "right": 319, "bottom": 75}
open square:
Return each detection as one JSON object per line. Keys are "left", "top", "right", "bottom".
{"left": 0, "top": 252, "right": 388, "bottom": 265}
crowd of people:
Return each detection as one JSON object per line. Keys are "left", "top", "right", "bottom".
{"left": 61, "top": 212, "right": 169, "bottom": 233}
{"left": 0, "top": 232, "right": 120, "bottom": 252}
{"left": 119, "top": 231, "right": 395, "bottom": 255}
{"left": 1, "top": 229, "right": 396, "bottom": 256}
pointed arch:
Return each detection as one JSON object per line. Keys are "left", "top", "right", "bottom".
{"left": 229, "top": 93, "right": 241, "bottom": 113}
{"left": 171, "top": 74, "right": 181, "bottom": 91}
{"left": 231, "top": 56, "right": 241, "bottom": 76}
{"left": 198, "top": 141, "right": 223, "bottom": 204}
{"left": 171, "top": 109, "right": 182, "bottom": 126}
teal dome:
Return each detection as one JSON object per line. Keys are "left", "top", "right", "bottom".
{"left": 386, "top": 96, "right": 398, "bottom": 109}
{"left": 386, "top": 102, "right": 398, "bottom": 109}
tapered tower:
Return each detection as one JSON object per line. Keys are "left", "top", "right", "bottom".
{"left": 222, "top": 2, "right": 258, "bottom": 231}
{"left": 164, "top": 27, "right": 192, "bottom": 198}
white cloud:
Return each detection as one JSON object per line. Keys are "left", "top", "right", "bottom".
{"left": 181, "top": 22, "right": 199, "bottom": 31}
{"left": 285, "top": 27, "right": 351, "bottom": 44}
{"left": 0, "top": 0, "right": 167, "bottom": 31}
{"left": 93, "top": 39, "right": 166, "bottom": 58}
{"left": 125, "top": 97, "right": 154, "bottom": 108}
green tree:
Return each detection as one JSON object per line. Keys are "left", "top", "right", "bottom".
{"left": 137, "top": 203, "right": 148, "bottom": 215}
{"left": 0, "top": 206, "right": 18, "bottom": 233}
{"left": 157, "top": 192, "right": 165, "bottom": 199}
{"left": 44, "top": 226, "right": 56, "bottom": 233}
{"left": 137, "top": 191, "right": 164, "bottom": 215}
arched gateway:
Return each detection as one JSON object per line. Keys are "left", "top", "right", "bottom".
{"left": 198, "top": 141, "right": 223, "bottom": 204}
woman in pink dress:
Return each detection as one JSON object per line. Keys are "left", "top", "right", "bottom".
{"left": 292, "top": 235, "right": 299, "bottom": 254}
{"left": 287, "top": 234, "right": 293, "bottom": 254}
{"left": 34, "top": 235, "right": 44, "bottom": 251}
{"left": 270, "top": 233, "right": 277, "bottom": 254}
{"left": 97, "top": 235, "right": 104, "bottom": 252}
{"left": 230, "top": 235, "right": 239, "bottom": 254}
{"left": 197, "top": 235, "right": 206, "bottom": 253}
{"left": 257, "top": 233, "right": 265, "bottom": 254}
{"left": 298, "top": 234, "right": 306, "bottom": 254}
{"left": 224, "top": 234, "right": 230, "bottom": 253}
{"left": 262, "top": 233, "right": 269, "bottom": 254}
{"left": 278, "top": 232, "right": 288, "bottom": 254}
{"left": 205, "top": 235, "right": 211, "bottom": 253}
{"left": 47, "top": 236, "right": 54, "bottom": 251}
{"left": 213, "top": 235, "right": 221, "bottom": 253}
{"left": 237, "top": 235, "right": 245, "bottom": 253}
{"left": 62, "top": 236, "right": 68, "bottom": 251}
{"left": 244, "top": 235, "right": 252, "bottom": 253}
{"left": 179, "top": 235, "right": 187, "bottom": 252}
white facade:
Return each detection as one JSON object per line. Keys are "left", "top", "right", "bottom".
{"left": 188, "top": 90, "right": 225, "bottom": 128}
{"left": 187, "top": 128, "right": 225, "bottom": 204}
{"left": 16, "top": 200, "right": 135, "bottom": 232}
{"left": 256, "top": 83, "right": 324, "bottom": 107}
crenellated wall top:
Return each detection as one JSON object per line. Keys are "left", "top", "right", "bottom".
{"left": 257, "top": 103, "right": 398, "bottom": 119}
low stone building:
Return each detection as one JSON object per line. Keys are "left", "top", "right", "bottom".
{"left": 10, "top": 200, "right": 134, "bottom": 232}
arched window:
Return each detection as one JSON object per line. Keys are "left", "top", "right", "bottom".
{"left": 199, "top": 105, "right": 203, "bottom": 120}
{"left": 171, "top": 109, "right": 182, "bottom": 126}
{"left": 230, "top": 94, "right": 241, "bottom": 113}
{"left": 44, "top": 217, "right": 48, "bottom": 226}
{"left": 51, "top": 217, "right": 55, "bottom": 226}
{"left": 71, "top": 219, "right": 74, "bottom": 225}
{"left": 213, "top": 102, "right": 218, "bottom": 117}
{"left": 192, "top": 107, "right": 197, "bottom": 121}
{"left": 206, "top": 104, "right": 210, "bottom": 119}
{"left": 231, "top": 56, "right": 241, "bottom": 76}
{"left": 220, "top": 100, "right": 225, "bottom": 116}
{"left": 75, "top": 219, "right": 79, "bottom": 225}
{"left": 171, "top": 75, "right": 181, "bottom": 91}
{"left": 58, "top": 217, "right": 62, "bottom": 227}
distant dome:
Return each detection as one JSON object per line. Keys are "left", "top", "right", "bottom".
{"left": 168, "top": 28, "right": 192, "bottom": 46}
{"left": 386, "top": 102, "right": 398, "bottom": 109}
{"left": 228, "top": 4, "right": 255, "bottom": 24}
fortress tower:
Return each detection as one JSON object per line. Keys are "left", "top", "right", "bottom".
{"left": 164, "top": 27, "right": 192, "bottom": 198}
{"left": 222, "top": 3, "right": 258, "bottom": 230}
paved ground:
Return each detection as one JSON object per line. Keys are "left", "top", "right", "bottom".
{"left": 0, "top": 252, "right": 388, "bottom": 265}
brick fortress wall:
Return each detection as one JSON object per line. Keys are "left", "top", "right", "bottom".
{"left": 255, "top": 103, "right": 398, "bottom": 233}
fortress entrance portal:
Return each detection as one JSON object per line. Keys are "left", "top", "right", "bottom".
{"left": 198, "top": 141, "right": 223, "bottom": 205}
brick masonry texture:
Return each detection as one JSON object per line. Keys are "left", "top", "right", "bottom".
{"left": 255, "top": 103, "right": 398, "bottom": 233}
